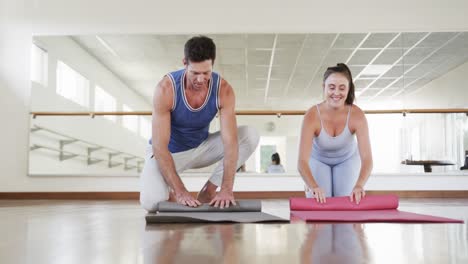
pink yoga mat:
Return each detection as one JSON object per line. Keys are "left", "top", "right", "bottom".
{"left": 290, "top": 194, "right": 399, "bottom": 211}
{"left": 290, "top": 195, "right": 463, "bottom": 223}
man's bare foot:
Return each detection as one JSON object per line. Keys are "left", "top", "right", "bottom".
{"left": 197, "top": 181, "right": 217, "bottom": 203}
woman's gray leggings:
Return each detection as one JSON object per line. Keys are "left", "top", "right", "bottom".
{"left": 305, "top": 152, "right": 361, "bottom": 197}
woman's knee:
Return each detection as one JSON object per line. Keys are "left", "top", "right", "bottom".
{"left": 332, "top": 160, "right": 360, "bottom": 196}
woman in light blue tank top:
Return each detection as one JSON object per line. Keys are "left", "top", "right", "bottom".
{"left": 298, "top": 63, "right": 373, "bottom": 204}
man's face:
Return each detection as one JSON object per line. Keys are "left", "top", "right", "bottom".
{"left": 184, "top": 59, "right": 213, "bottom": 91}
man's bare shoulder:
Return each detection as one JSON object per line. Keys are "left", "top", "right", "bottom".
{"left": 218, "top": 78, "right": 235, "bottom": 109}
{"left": 153, "top": 75, "right": 174, "bottom": 110}
{"left": 155, "top": 76, "right": 174, "bottom": 95}
{"left": 219, "top": 78, "right": 234, "bottom": 94}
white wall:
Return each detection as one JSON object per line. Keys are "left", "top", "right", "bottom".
{"left": 32, "top": 36, "right": 151, "bottom": 111}
{"left": 404, "top": 61, "right": 468, "bottom": 108}
{"left": 2, "top": 0, "right": 468, "bottom": 192}
{"left": 29, "top": 36, "right": 151, "bottom": 175}
{"left": 193, "top": 116, "right": 300, "bottom": 173}
{"left": 182, "top": 172, "right": 468, "bottom": 191}
{"left": 238, "top": 115, "right": 302, "bottom": 173}
{"left": 465, "top": 130, "right": 468, "bottom": 154}
{"left": 400, "top": 60, "right": 468, "bottom": 166}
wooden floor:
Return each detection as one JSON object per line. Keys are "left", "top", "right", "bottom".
{"left": 0, "top": 199, "right": 467, "bottom": 264}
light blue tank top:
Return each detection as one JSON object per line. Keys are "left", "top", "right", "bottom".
{"left": 151, "top": 69, "right": 221, "bottom": 153}
{"left": 311, "top": 104, "right": 358, "bottom": 165}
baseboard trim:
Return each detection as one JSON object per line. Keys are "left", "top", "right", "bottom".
{"left": 0, "top": 192, "right": 140, "bottom": 200}
{"left": 0, "top": 191, "right": 468, "bottom": 200}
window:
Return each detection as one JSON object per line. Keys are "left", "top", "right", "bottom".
{"left": 139, "top": 117, "right": 151, "bottom": 139}
{"left": 122, "top": 104, "right": 139, "bottom": 133}
{"left": 94, "top": 85, "right": 117, "bottom": 122}
{"left": 56, "top": 61, "right": 89, "bottom": 107}
{"left": 30, "top": 44, "right": 48, "bottom": 86}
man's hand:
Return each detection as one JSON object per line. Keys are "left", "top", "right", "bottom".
{"left": 209, "top": 188, "right": 237, "bottom": 209}
{"left": 174, "top": 189, "right": 201, "bottom": 207}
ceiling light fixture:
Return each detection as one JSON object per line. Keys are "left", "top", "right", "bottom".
{"left": 360, "top": 64, "right": 392, "bottom": 76}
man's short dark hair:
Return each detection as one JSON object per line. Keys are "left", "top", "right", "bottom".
{"left": 184, "top": 35, "right": 216, "bottom": 63}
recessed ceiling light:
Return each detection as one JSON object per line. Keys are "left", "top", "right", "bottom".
{"left": 360, "top": 64, "right": 392, "bottom": 76}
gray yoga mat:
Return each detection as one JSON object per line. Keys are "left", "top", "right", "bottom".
{"left": 146, "top": 200, "right": 288, "bottom": 223}
{"left": 156, "top": 200, "right": 262, "bottom": 212}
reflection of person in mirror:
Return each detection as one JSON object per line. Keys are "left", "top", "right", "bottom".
{"left": 266, "top": 152, "right": 285, "bottom": 173}
{"left": 300, "top": 224, "right": 370, "bottom": 264}
{"left": 139, "top": 36, "right": 259, "bottom": 211}
{"left": 298, "top": 63, "right": 373, "bottom": 204}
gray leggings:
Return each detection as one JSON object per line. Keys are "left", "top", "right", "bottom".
{"left": 306, "top": 152, "right": 361, "bottom": 197}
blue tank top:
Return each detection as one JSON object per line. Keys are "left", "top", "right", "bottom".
{"left": 311, "top": 104, "right": 358, "bottom": 165}
{"left": 159, "top": 69, "right": 221, "bottom": 153}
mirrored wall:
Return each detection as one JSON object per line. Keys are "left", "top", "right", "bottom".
{"left": 28, "top": 33, "right": 468, "bottom": 176}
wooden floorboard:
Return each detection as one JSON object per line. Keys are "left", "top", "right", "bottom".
{"left": 0, "top": 198, "right": 466, "bottom": 263}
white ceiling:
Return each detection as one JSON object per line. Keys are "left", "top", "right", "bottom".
{"left": 72, "top": 32, "right": 468, "bottom": 109}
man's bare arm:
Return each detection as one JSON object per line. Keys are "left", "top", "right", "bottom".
{"left": 209, "top": 79, "right": 238, "bottom": 208}
{"left": 152, "top": 77, "right": 200, "bottom": 207}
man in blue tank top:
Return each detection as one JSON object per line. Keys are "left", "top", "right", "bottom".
{"left": 140, "top": 36, "right": 259, "bottom": 212}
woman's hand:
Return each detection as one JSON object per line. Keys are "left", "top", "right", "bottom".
{"left": 350, "top": 185, "right": 366, "bottom": 204}
{"left": 311, "top": 186, "right": 327, "bottom": 203}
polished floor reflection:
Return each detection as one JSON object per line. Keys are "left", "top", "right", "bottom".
{"left": 0, "top": 199, "right": 467, "bottom": 263}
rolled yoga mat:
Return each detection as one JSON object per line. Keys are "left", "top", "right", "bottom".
{"left": 290, "top": 194, "right": 463, "bottom": 223}
{"left": 156, "top": 200, "right": 263, "bottom": 212}
{"left": 146, "top": 199, "right": 288, "bottom": 223}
